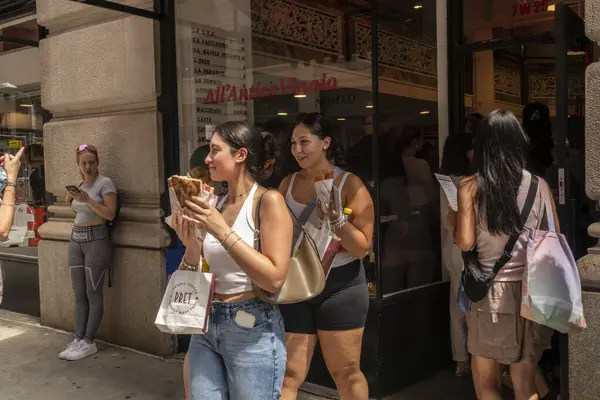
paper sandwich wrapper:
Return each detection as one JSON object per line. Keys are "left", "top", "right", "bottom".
{"left": 165, "top": 181, "right": 219, "bottom": 241}
{"left": 314, "top": 179, "right": 334, "bottom": 216}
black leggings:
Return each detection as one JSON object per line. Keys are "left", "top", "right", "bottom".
{"left": 280, "top": 260, "right": 369, "bottom": 334}
{"left": 68, "top": 225, "right": 112, "bottom": 340}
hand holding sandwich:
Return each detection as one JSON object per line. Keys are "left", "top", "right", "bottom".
{"left": 182, "top": 195, "right": 229, "bottom": 241}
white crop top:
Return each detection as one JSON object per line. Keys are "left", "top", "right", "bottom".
{"left": 202, "top": 183, "right": 259, "bottom": 294}
{"left": 285, "top": 168, "right": 358, "bottom": 268}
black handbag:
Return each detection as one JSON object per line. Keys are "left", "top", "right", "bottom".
{"left": 461, "top": 175, "right": 539, "bottom": 302}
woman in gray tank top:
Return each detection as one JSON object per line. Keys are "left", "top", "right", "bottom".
{"left": 448, "top": 111, "right": 558, "bottom": 400}
{"left": 60, "top": 144, "right": 117, "bottom": 361}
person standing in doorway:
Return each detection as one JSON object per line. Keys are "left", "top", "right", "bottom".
{"left": 439, "top": 133, "right": 474, "bottom": 378}
{"left": 448, "top": 110, "right": 555, "bottom": 400}
{"left": 60, "top": 144, "right": 117, "bottom": 361}
{"left": 279, "top": 112, "right": 374, "bottom": 400}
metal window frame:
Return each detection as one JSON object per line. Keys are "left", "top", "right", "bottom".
{"left": 0, "top": 35, "right": 38, "bottom": 47}
{"left": 70, "top": 0, "right": 161, "bottom": 20}
{"left": 65, "top": 0, "right": 180, "bottom": 220}
{"left": 0, "top": 13, "right": 46, "bottom": 48}
{"left": 371, "top": 0, "right": 382, "bottom": 303}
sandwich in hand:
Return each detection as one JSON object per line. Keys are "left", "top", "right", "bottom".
{"left": 168, "top": 175, "right": 214, "bottom": 208}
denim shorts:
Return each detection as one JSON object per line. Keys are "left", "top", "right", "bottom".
{"left": 187, "top": 298, "right": 286, "bottom": 400}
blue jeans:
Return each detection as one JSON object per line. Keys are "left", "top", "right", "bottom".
{"left": 188, "top": 298, "right": 286, "bottom": 400}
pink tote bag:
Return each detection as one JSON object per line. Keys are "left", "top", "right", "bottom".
{"left": 521, "top": 181, "right": 586, "bottom": 334}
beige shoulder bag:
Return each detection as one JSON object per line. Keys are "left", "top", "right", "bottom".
{"left": 252, "top": 190, "right": 325, "bottom": 304}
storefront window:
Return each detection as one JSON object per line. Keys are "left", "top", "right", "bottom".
{"left": 0, "top": 11, "right": 48, "bottom": 247}
{"left": 174, "top": 0, "right": 456, "bottom": 297}
{"left": 375, "top": 0, "right": 441, "bottom": 295}
{"left": 0, "top": 18, "right": 38, "bottom": 55}
{"left": 462, "top": 0, "right": 559, "bottom": 43}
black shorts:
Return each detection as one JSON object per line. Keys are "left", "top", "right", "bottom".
{"left": 279, "top": 259, "right": 369, "bottom": 334}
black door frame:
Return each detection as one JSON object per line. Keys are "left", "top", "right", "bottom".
{"left": 448, "top": 2, "right": 588, "bottom": 399}
{"left": 65, "top": 0, "right": 180, "bottom": 221}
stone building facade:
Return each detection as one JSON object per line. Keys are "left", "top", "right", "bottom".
{"left": 36, "top": 0, "right": 172, "bottom": 355}
{"left": 569, "top": 1, "right": 600, "bottom": 399}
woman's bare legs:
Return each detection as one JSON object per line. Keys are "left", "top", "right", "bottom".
{"left": 281, "top": 333, "right": 318, "bottom": 400}
{"left": 319, "top": 329, "right": 368, "bottom": 400}
{"left": 510, "top": 361, "right": 539, "bottom": 400}
{"left": 184, "top": 352, "right": 190, "bottom": 400}
{"left": 471, "top": 355, "right": 502, "bottom": 400}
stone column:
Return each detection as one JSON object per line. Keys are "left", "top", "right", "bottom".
{"left": 36, "top": 0, "right": 172, "bottom": 355}
{"left": 569, "top": 1, "right": 600, "bottom": 398}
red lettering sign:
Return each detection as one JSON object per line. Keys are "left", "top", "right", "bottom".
{"left": 203, "top": 74, "right": 338, "bottom": 104}
{"left": 512, "top": 1, "right": 549, "bottom": 16}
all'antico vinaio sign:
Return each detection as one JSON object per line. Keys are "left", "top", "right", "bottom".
{"left": 203, "top": 74, "right": 338, "bottom": 104}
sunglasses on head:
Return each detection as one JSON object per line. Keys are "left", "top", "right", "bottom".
{"left": 77, "top": 144, "right": 98, "bottom": 153}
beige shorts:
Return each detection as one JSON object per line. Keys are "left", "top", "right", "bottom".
{"left": 466, "top": 281, "right": 553, "bottom": 365}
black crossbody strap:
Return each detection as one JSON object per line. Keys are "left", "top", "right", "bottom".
{"left": 491, "top": 175, "right": 539, "bottom": 275}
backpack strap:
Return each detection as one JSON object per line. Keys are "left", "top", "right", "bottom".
{"left": 491, "top": 175, "right": 539, "bottom": 275}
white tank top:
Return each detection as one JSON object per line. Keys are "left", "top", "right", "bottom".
{"left": 285, "top": 168, "right": 358, "bottom": 268}
{"left": 203, "top": 183, "right": 259, "bottom": 294}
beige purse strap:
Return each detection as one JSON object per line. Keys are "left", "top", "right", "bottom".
{"left": 253, "top": 190, "right": 319, "bottom": 257}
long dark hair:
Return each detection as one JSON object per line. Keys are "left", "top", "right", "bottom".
{"left": 440, "top": 133, "right": 474, "bottom": 177}
{"left": 474, "top": 110, "right": 529, "bottom": 236}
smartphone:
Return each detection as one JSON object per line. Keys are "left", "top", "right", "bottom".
{"left": 65, "top": 185, "right": 81, "bottom": 194}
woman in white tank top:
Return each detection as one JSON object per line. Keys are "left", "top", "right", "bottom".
{"left": 278, "top": 113, "right": 375, "bottom": 399}
{"left": 171, "top": 121, "right": 293, "bottom": 400}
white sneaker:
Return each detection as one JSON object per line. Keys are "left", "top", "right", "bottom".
{"left": 65, "top": 340, "right": 98, "bottom": 361}
{"left": 59, "top": 338, "right": 80, "bottom": 359}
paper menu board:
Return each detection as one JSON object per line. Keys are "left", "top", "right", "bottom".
{"left": 434, "top": 173, "right": 458, "bottom": 211}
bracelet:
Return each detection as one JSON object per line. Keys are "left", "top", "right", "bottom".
{"left": 331, "top": 214, "right": 347, "bottom": 230}
{"left": 1, "top": 203, "right": 14, "bottom": 207}
{"left": 226, "top": 237, "right": 242, "bottom": 253}
{"left": 179, "top": 258, "right": 199, "bottom": 271}
{"left": 219, "top": 230, "right": 235, "bottom": 245}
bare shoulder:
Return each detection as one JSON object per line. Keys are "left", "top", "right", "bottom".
{"left": 459, "top": 175, "right": 478, "bottom": 196}
{"left": 341, "top": 172, "right": 366, "bottom": 192}
{"left": 278, "top": 174, "right": 293, "bottom": 195}
{"left": 257, "top": 188, "right": 287, "bottom": 212}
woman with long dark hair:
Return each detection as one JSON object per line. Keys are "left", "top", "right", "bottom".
{"left": 439, "top": 133, "right": 474, "bottom": 378}
{"left": 448, "top": 110, "right": 556, "bottom": 400}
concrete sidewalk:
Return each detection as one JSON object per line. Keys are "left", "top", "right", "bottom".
{"left": 0, "top": 311, "right": 185, "bottom": 400}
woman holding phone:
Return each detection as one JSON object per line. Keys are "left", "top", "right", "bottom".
{"left": 60, "top": 144, "right": 117, "bottom": 361}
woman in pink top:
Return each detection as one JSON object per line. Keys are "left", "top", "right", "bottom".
{"left": 448, "top": 110, "right": 558, "bottom": 400}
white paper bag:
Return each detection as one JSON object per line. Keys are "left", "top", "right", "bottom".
{"left": 155, "top": 270, "right": 215, "bottom": 335}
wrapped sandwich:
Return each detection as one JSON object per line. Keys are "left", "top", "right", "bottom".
{"left": 314, "top": 169, "right": 334, "bottom": 216}
{"left": 165, "top": 175, "right": 219, "bottom": 240}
